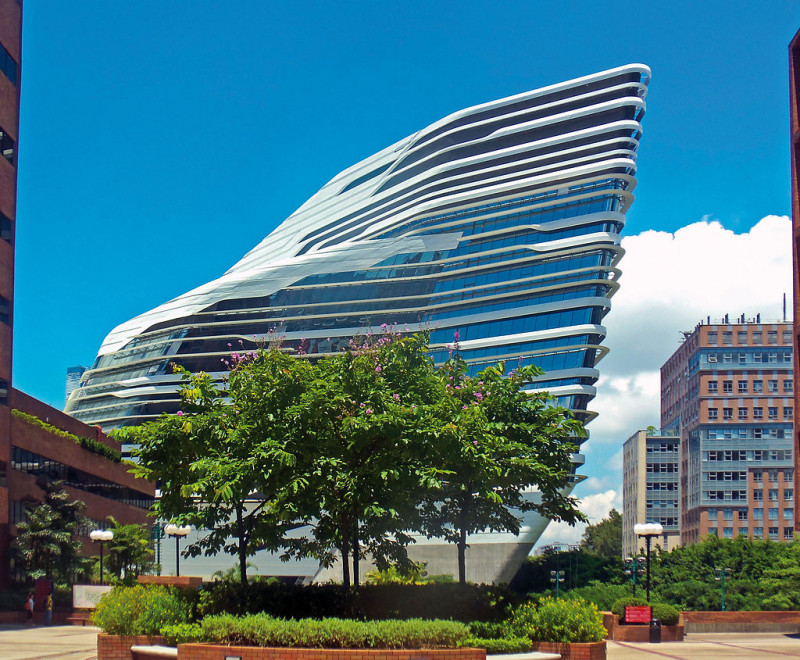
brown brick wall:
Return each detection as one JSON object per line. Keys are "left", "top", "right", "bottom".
{"left": 117, "top": 645, "right": 487, "bottom": 660}
{"left": 534, "top": 641, "right": 606, "bottom": 660}
{"left": 98, "top": 634, "right": 165, "bottom": 660}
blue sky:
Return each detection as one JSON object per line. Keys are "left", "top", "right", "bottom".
{"left": 13, "top": 3, "right": 799, "bottom": 412}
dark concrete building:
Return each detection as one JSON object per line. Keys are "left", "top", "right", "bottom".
{"left": 0, "top": 0, "right": 153, "bottom": 586}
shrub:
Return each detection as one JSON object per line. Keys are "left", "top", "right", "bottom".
{"left": 194, "top": 613, "right": 469, "bottom": 648}
{"left": 467, "top": 620, "right": 505, "bottom": 639}
{"left": 461, "top": 636, "right": 532, "bottom": 653}
{"left": 91, "top": 585, "right": 191, "bottom": 635}
{"left": 510, "top": 596, "right": 607, "bottom": 643}
{"left": 611, "top": 596, "right": 649, "bottom": 622}
{"left": 564, "top": 582, "right": 632, "bottom": 611}
{"left": 197, "top": 581, "right": 518, "bottom": 622}
{"left": 651, "top": 603, "right": 680, "bottom": 626}
{"left": 160, "top": 623, "right": 205, "bottom": 645}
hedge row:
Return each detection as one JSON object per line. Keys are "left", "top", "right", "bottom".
{"left": 197, "top": 581, "right": 521, "bottom": 622}
{"left": 12, "top": 409, "right": 123, "bottom": 463}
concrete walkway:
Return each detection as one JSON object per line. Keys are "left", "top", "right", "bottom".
{"left": 609, "top": 632, "right": 800, "bottom": 658}
{"left": 0, "top": 624, "right": 99, "bottom": 659}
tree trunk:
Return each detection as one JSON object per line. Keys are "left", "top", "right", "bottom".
{"left": 236, "top": 505, "right": 248, "bottom": 585}
{"left": 341, "top": 522, "right": 351, "bottom": 589}
{"left": 352, "top": 519, "right": 360, "bottom": 586}
{"left": 457, "top": 525, "right": 467, "bottom": 585}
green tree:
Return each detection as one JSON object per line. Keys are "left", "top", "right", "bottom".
{"left": 102, "top": 516, "right": 155, "bottom": 584}
{"left": 13, "top": 479, "right": 89, "bottom": 584}
{"left": 122, "top": 350, "right": 314, "bottom": 585}
{"left": 580, "top": 508, "right": 622, "bottom": 559}
{"left": 421, "top": 347, "right": 586, "bottom": 584}
{"left": 282, "top": 330, "right": 442, "bottom": 587}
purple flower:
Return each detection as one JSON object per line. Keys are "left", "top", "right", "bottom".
{"left": 365, "top": 408, "right": 373, "bottom": 415}
{"left": 472, "top": 440, "right": 478, "bottom": 445}
{"left": 176, "top": 411, "right": 184, "bottom": 416}
{"left": 375, "top": 366, "right": 382, "bottom": 373}
{"left": 475, "top": 392, "right": 483, "bottom": 401}
{"left": 454, "top": 330, "right": 461, "bottom": 342}
{"left": 462, "top": 405, "right": 468, "bottom": 410}
{"left": 392, "top": 393, "right": 400, "bottom": 400}
{"left": 381, "top": 323, "right": 388, "bottom": 331}
{"left": 227, "top": 343, "right": 232, "bottom": 347}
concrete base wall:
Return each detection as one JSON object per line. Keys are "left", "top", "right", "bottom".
{"left": 313, "top": 542, "right": 533, "bottom": 585}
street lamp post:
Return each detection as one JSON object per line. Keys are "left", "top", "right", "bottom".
{"left": 89, "top": 529, "right": 114, "bottom": 585}
{"left": 715, "top": 567, "right": 732, "bottom": 611}
{"left": 634, "top": 522, "right": 664, "bottom": 602}
{"left": 549, "top": 569, "right": 565, "bottom": 598}
{"left": 164, "top": 524, "right": 191, "bottom": 576}
{"left": 624, "top": 555, "right": 646, "bottom": 597}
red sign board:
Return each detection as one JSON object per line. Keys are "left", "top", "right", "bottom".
{"left": 625, "top": 606, "right": 652, "bottom": 624}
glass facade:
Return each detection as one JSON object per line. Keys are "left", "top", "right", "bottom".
{"left": 67, "top": 65, "right": 650, "bottom": 473}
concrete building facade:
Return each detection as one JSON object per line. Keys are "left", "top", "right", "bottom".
{"left": 622, "top": 429, "right": 680, "bottom": 557}
{"left": 661, "top": 318, "right": 794, "bottom": 546}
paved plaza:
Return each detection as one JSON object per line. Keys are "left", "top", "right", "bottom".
{"left": 2, "top": 626, "right": 800, "bottom": 659}
{"left": 0, "top": 624, "right": 98, "bottom": 660}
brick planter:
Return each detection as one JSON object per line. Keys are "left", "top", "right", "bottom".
{"left": 533, "top": 641, "right": 606, "bottom": 660}
{"left": 98, "top": 633, "right": 166, "bottom": 660}
{"left": 176, "top": 646, "right": 485, "bottom": 660}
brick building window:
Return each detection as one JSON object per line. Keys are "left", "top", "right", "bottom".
{"left": 0, "top": 212, "right": 10, "bottom": 244}
{"left": 753, "top": 407, "right": 763, "bottom": 420}
{"left": 738, "top": 408, "right": 748, "bottom": 420}
{"left": 0, "top": 43, "right": 16, "bottom": 86}
{"left": 708, "top": 408, "right": 718, "bottom": 420}
{"left": 708, "top": 331, "right": 718, "bottom": 344}
{"left": 769, "top": 489, "right": 779, "bottom": 501}
{"left": 768, "top": 379, "right": 778, "bottom": 393}
{"left": 785, "top": 380, "right": 794, "bottom": 393}
{"left": 769, "top": 527, "right": 779, "bottom": 540}
{"left": 753, "top": 331, "right": 763, "bottom": 343}
{"left": 708, "top": 381, "right": 718, "bottom": 393}
{"left": 754, "top": 490, "right": 763, "bottom": 501}
{"left": 768, "top": 331, "right": 778, "bottom": 344}
{"left": 0, "top": 127, "right": 14, "bottom": 165}
{"left": 785, "top": 489, "right": 794, "bottom": 501}
{"left": 753, "top": 527, "right": 763, "bottom": 538}
{"left": 723, "top": 380, "right": 733, "bottom": 393}
{"left": 783, "top": 331, "right": 792, "bottom": 343}
{"left": 723, "top": 331, "right": 732, "bottom": 345}
{"left": 738, "top": 527, "right": 748, "bottom": 536}
{"left": 785, "top": 528, "right": 794, "bottom": 540}
{"left": 738, "top": 331, "right": 747, "bottom": 343}
{"left": 785, "top": 407, "right": 794, "bottom": 421}
{"left": 738, "top": 380, "right": 748, "bottom": 393}
{"left": 769, "top": 407, "right": 778, "bottom": 420}
{"left": 723, "top": 408, "right": 733, "bottom": 420}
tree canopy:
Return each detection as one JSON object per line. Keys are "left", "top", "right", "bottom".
{"left": 120, "top": 330, "right": 585, "bottom": 586}
{"left": 13, "top": 479, "right": 89, "bottom": 584}
{"left": 580, "top": 508, "right": 622, "bottom": 559}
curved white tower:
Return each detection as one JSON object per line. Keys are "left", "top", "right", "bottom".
{"left": 68, "top": 64, "right": 649, "bottom": 581}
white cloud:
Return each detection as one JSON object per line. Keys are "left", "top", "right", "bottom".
{"left": 535, "top": 214, "right": 792, "bottom": 550}
{"left": 537, "top": 490, "right": 621, "bottom": 547}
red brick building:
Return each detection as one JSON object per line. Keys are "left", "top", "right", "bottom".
{"left": 790, "top": 27, "right": 800, "bottom": 538}
{"left": 661, "top": 318, "right": 794, "bottom": 545}
{"left": 0, "top": 0, "right": 153, "bottom": 586}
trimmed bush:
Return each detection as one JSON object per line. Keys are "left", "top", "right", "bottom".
{"left": 461, "top": 636, "right": 532, "bottom": 653}
{"left": 564, "top": 582, "right": 632, "bottom": 611}
{"left": 91, "top": 585, "right": 191, "bottom": 635}
{"left": 510, "top": 596, "right": 607, "bottom": 643}
{"left": 179, "top": 614, "right": 469, "bottom": 649}
{"left": 611, "top": 596, "right": 649, "bottom": 622}
{"left": 651, "top": 603, "right": 680, "bottom": 626}
{"left": 197, "top": 581, "right": 518, "bottom": 622}
{"left": 467, "top": 621, "right": 505, "bottom": 639}
{"left": 160, "top": 623, "right": 206, "bottom": 645}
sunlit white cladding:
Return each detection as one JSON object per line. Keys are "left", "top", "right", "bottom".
{"left": 67, "top": 64, "right": 650, "bottom": 457}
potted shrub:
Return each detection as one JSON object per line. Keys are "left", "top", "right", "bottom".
{"left": 509, "top": 596, "right": 608, "bottom": 660}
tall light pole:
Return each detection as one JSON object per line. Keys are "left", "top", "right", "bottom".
{"left": 550, "top": 569, "right": 565, "bottom": 598}
{"left": 624, "top": 555, "right": 646, "bottom": 597}
{"left": 164, "top": 524, "right": 191, "bottom": 576}
{"left": 715, "top": 567, "right": 732, "bottom": 611}
{"left": 634, "top": 523, "right": 664, "bottom": 602}
{"left": 89, "top": 529, "right": 114, "bottom": 585}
